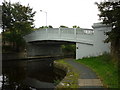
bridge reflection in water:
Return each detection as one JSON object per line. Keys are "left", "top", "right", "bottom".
{"left": 2, "top": 57, "right": 66, "bottom": 89}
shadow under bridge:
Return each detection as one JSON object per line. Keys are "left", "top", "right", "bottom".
{"left": 26, "top": 40, "right": 76, "bottom": 58}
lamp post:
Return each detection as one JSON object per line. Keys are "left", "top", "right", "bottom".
{"left": 40, "top": 10, "right": 47, "bottom": 28}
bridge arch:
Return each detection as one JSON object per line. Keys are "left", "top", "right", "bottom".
{"left": 26, "top": 40, "right": 75, "bottom": 58}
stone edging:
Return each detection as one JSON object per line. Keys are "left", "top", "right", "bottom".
{"left": 53, "top": 61, "right": 79, "bottom": 88}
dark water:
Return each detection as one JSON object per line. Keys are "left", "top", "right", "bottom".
{"left": 1, "top": 59, "right": 66, "bottom": 90}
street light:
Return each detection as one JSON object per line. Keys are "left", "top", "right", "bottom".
{"left": 40, "top": 10, "right": 47, "bottom": 27}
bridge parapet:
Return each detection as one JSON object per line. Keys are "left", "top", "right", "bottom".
{"left": 24, "top": 28, "right": 94, "bottom": 44}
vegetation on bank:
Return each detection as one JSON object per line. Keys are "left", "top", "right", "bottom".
{"left": 2, "top": 1, "right": 36, "bottom": 52}
{"left": 96, "top": 1, "right": 120, "bottom": 60}
{"left": 76, "top": 54, "right": 119, "bottom": 88}
{"left": 54, "top": 59, "right": 79, "bottom": 88}
{"left": 61, "top": 44, "right": 76, "bottom": 58}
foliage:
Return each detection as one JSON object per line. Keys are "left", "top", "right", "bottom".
{"left": 61, "top": 44, "right": 76, "bottom": 58}
{"left": 72, "top": 25, "right": 80, "bottom": 28}
{"left": 59, "top": 25, "right": 68, "bottom": 28}
{"left": 2, "top": 1, "right": 36, "bottom": 51}
{"left": 36, "top": 25, "right": 53, "bottom": 30}
{"left": 95, "top": 1, "right": 120, "bottom": 59}
{"left": 62, "top": 44, "right": 76, "bottom": 52}
{"left": 76, "top": 54, "right": 119, "bottom": 88}
{"left": 48, "top": 25, "right": 53, "bottom": 28}
{"left": 54, "top": 59, "right": 79, "bottom": 88}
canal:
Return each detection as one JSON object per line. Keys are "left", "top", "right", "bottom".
{"left": 1, "top": 57, "right": 66, "bottom": 89}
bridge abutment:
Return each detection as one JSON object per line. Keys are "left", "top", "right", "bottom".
{"left": 93, "top": 23, "right": 111, "bottom": 56}
{"left": 76, "top": 43, "right": 94, "bottom": 59}
{"left": 76, "top": 23, "right": 111, "bottom": 59}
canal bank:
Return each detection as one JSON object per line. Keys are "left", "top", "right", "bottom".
{"left": 1, "top": 57, "right": 66, "bottom": 89}
{"left": 54, "top": 59, "right": 79, "bottom": 88}
{"left": 2, "top": 56, "right": 105, "bottom": 89}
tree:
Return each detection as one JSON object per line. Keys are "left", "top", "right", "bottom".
{"left": 2, "top": 1, "right": 36, "bottom": 51}
{"left": 2, "top": 1, "right": 13, "bottom": 32}
{"left": 59, "top": 25, "right": 68, "bottom": 28}
{"left": 72, "top": 25, "right": 80, "bottom": 28}
{"left": 37, "top": 25, "right": 53, "bottom": 29}
{"left": 61, "top": 44, "right": 76, "bottom": 58}
{"left": 48, "top": 25, "right": 53, "bottom": 28}
{"left": 96, "top": 1, "right": 120, "bottom": 60}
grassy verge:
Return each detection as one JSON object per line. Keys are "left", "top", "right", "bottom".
{"left": 54, "top": 59, "right": 79, "bottom": 88}
{"left": 76, "top": 54, "right": 119, "bottom": 88}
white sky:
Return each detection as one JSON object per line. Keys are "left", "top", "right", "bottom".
{"left": 0, "top": 0, "right": 103, "bottom": 29}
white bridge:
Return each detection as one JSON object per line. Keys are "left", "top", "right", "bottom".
{"left": 24, "top": 28, "right": 94, "bottom": 44}
{"left": 24, "top": 23, "right": 111, "bottom": 59}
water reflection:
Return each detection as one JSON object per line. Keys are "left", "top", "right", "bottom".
{"left": 0, "top": 75, "right": 2, "bottom": 89}
{"left": 2, "top": 59, "right": 65, "bottom": 89}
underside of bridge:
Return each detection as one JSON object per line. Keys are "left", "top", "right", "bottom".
{"left": 26, "top": 40, "right": 76, "bottom": 58}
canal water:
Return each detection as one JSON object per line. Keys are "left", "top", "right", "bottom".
{"left": 1, "top": 58, "right": 66, "bottom": 90}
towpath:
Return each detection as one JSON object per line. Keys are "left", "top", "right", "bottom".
{"left": 65, "top": 59, "right": 103, "bottom": 88}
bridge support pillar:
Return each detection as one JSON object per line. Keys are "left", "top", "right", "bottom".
{"left": 76, "top": 43, "right": 94, "bottom": 59}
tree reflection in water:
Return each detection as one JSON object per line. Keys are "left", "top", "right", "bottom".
{"left": 2, "top": 60, "right": 65, "bottom": 90}
{"left": 2, "top": 62, "right": 35, "bottom": 90}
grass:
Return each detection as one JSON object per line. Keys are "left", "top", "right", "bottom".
{"left": 54, "top": 59, "right": 79, "bottom": 88}
{"left": 76, "top": 54, "right": 119, "bottom": 88}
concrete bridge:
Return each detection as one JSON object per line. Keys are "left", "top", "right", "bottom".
{"left": 23, "top": 23, "right": 111, "bottom": 59}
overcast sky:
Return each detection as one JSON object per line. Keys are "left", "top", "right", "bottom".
{"left": 0, "top": 0, "right": 104, "bottom": 29}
